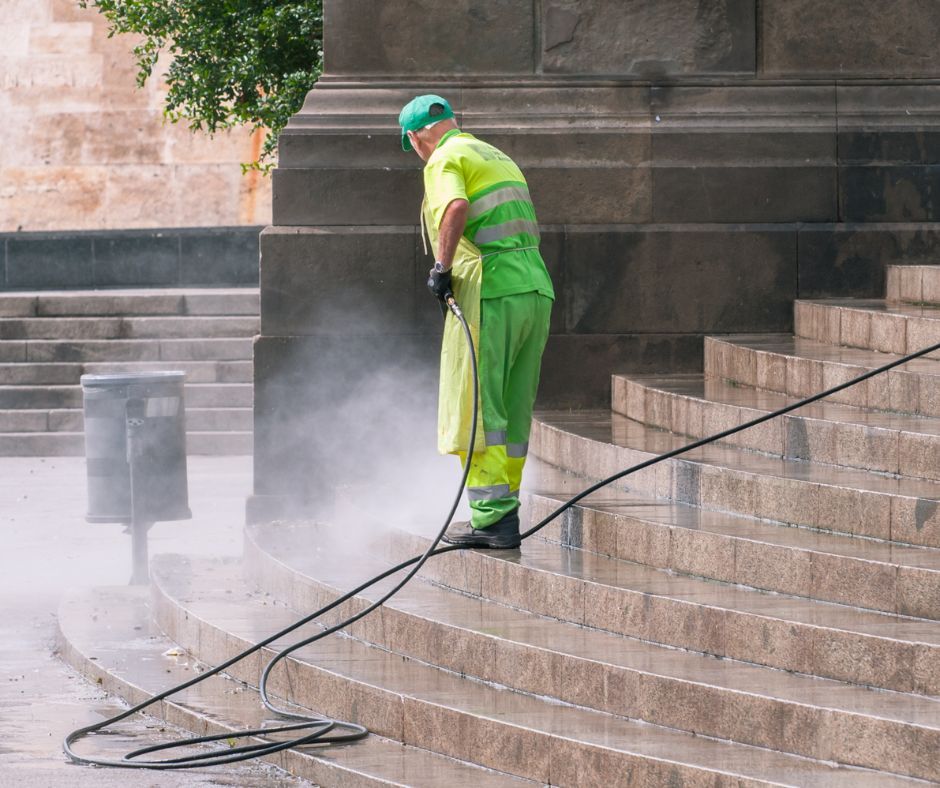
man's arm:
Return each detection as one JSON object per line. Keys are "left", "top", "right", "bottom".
{"left": 436, "top": 199, "right": 470, "bottom": 269}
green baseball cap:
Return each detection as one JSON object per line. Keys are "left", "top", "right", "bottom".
{"left": 398, "top": 94, "right": 455, "bottom": 151}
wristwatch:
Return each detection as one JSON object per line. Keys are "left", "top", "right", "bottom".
{"left": 433, "top": 260, "right": 449, "bottom": 273}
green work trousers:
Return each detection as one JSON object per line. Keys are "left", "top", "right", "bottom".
{"left": 459, "top": 291, "right": 552, "bottom": 528}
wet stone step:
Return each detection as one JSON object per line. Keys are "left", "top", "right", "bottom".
{"left": 57, "top": 587, "right": 524, "bottom": 787}
{"left": 794, "top": 299, "right": 940, "bottom": 356}
{"left": 151, "top": 555, "right": 928, "bottom": 787}
{"left": 516, "top": 459, "right": 940, "bottom": 620}
{"left": 2, "top": 406, "right": 252, "bottom": 433}
{"left": 17, "top": 337, "right": 254, "bottom": 363}
{"left": 0, "top": 315, "right": 259, "bottom": 340}
{"left": 613, "top": 372, "right": 940, "bottom": 481}
{"left": 0, "top": 431, "right": 252, "bottom": 456}
{"left": 703, "top": 333, "right": 940, "bottom": 417}
{"left": 0, "top": 287, "right": 260, "bottom": 318}
{"left": 531, "top": 409, "right": 940, "bottom": 550}
{"left": 249, "top": 517, "right": 940, "bottom": 698}
{"left": 0, "top": 382, "right": 251, "bottom": 409}
{"left": 887, "top": 265, "right": 940, "bottom": 306}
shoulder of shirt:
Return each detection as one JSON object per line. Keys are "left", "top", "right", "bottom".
{"left": 425, "top": 132, "right": 478, "bottom": 168}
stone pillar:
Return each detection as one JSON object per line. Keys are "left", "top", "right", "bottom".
{"left": 251, "top": 0, "right": 940, "bottom": 518}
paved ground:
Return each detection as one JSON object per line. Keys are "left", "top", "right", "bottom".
{"left": 0, "top": 455, "right": 308, "bottom": 787}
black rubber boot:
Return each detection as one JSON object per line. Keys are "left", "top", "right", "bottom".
{"left": 442, "top": 510, "right": 521, "bottom": 549}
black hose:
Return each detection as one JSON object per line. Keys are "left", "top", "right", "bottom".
{"left": 64, "top": 312, "right": 940, "bottom": 769}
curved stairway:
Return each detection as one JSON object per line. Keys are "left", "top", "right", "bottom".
{"left": 0, "top": 288, "right": 257, "bottom": 455}
{"left": 56, "top": 265, "right": 940, "bottom": 785}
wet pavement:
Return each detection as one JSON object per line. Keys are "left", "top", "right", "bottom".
{"left": 0, "top": 455, "right": 309, "bottom": 787}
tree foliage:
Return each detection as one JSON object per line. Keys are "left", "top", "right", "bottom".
{"left": 79, "top": 0, "right": 323, "bottom": 170}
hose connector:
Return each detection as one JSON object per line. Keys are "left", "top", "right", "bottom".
{"left": 445, "top": 292, "right": 463, "bottom": 319}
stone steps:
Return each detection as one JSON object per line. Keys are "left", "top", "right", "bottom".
{"left": 0, "top": 288, "right": 257, "bottom": 455}
{"left": 0, "top": 288, "right": 260, "bottom": 317}
{"left": 521, "top": 481, "right": 940, "bottom": 620}
{"left": 532, "top": 410, "right": 940, "bottom": 550}
{"left": 0, "top": 336, "right": 254, "bottom": 363}
{"left": 887, "top": 265, "right": 940, "bottom": 305}
{"left": 613, "top": 372, "right": 940, "bottom": 480}
{"left": 0, "top": 429, "right": 251, "bottom": 456}
{"left": 794, "top": 298, "right": 940, "bottom": 356}
{"left": 703, "top": 333, "right": 940, "bottom": 416}
{"left": 57, "top": 587, "right": 526, "bottom": 787}
{"left": 250, "top": 517, "right": 940, "bottom": 697}
{"left": 148, "top": 554, "right": 927, "bottom": 786}
{"left": 0, "top": 359, "right": 252, "bottom": 385}
{"left": 0, "top": 382, "right": 251, "bottom": 409}
{"left": 0, "top": 406, "right": 251, "bottom": 433}
{"left": 0, "top": 315, "right": 259, "bottom": 340}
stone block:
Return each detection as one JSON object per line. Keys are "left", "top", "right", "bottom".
{"left": 762, "top": 0, "right": 940, "bottom": 77}
{"left": 179, "top": 227, "right": 260, "bottom": 286}
{"left": 0, "top": 165, "right": 106, "bottom": 234}
{"left": 796, "top": 225, "right": 940, "bottom": 299}
{"left": 260, "top": 226, "right": 418, "bottom": 337}
{"left": 539, "top": 333, "right": 703, "bottom": 408}
{"left": 541, "top": 0, "right": 755, "bottom": 76}
{"left": 323, "top": 0, "right": 535, "bottom": 76}
{"left": 272, "top": 168, "right": 423, "bottom": 226}
{"left": 5, "top": 234, "right": 94, "bottom": 289}
{"left": 563, "top": 226, "right": 796, "bottom": 334}
{"left": 652, "top": 165, "right": 836, "bottom": 223}
{"left": 841, "top": 166, "right": 940, "bottom": 222}
{"left": 91, "top": 232, "right": 178, "bottom": 287}
{"left": 839, "top": 131, "right": 940, "bottom": 167}
{"left": 527, "top": 166, "right": 651, "bottom": 224}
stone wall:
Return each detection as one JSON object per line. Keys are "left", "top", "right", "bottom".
{"left": 252, "top": 0, "right": 940, "bottom": 516}
{"left": 0, "top": 0, "right": 271, "bottom": 232}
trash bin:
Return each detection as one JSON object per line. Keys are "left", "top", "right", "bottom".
{"left": 81, "top": 372, "right": 192, "bottom": 524}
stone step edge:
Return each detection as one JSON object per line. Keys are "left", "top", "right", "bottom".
{"left": 354, "top": 520, "right": 940, "bottom": 698}
{"left": 794, "top": 299, "right": 940, "bottom": 356}
{"left": 151, "top": 555, "right": 913, "bottom": 788}
{"left": 531, "top": 412, "right": 940, "bottom": 550}
{"left": 702, "top": 334, "right": 940, "bottom": 417}
{"left": 886, "top": 266, "right": 940, "bottom": 307}
{"left": 521, "top": 488, "right": 940, "bottom": 622}
{"left": 54, "top": 588, "right": 523, "bottom": 788}
{"left": 611, "top": 372, "right": 940, "bottom": 481}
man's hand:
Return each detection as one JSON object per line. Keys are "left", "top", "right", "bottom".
{"left": 428, "top": 262, "right": 452, "bottom": 301}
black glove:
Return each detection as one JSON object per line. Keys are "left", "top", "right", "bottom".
{"left": 427, "top": 263, "right": 452, "bottom": 301}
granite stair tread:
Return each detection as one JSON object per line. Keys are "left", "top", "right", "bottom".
{"left": 794, "top": 299, "right": 940, "bottom": 355}
{"left": 532, "top": 409, "right": 940, "bottom": 548}
{"left": 619, "top": 372, "right": 940, "bottom": 437}
{"left": 708, "top": 333, "right": 940, "bottom": 377}
{"left": 0, "top": 287, "right": 260, "bottom": 317}
{"left": 0, "top": 360, "right": 253, "bottom": 385}
{"left": 887, "top": 265, "right": 940, "bottom": 305}
{"left": 0, "top": 315, "right": 259, "bottom": 340}
{"left": 535, "top": 409, "right": 940, "bottom": 502}
{"left": 57, "top": 587, "right": 527, "bottom": 787}
{"left": 0, "top": 430, "right": 250, "bottom": 456}
{"left": 151, "top": 554, "right": 930, "bottom": 786}
{"left": 248, "top": 520, "right": 940, "bottom": 698}
{"left": 518, "top": 459, "right": 940, "bottom": 620}
{"left": 613, "top": 372, "right": 940, "bottom": 479}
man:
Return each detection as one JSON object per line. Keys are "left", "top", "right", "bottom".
{"left": 399, "top": 94, "right": 554, "bottom": 549}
